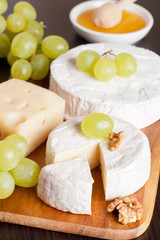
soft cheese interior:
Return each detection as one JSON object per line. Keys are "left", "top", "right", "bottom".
{"left": 46, "top": 118, "right": 101, "bottom": 169}
{"left": 46, "top": 117, "right": 151, "bottom": 201}
{"left": 37, "top": 156, "right": 94, "bottom": 215}
{"left": 50, "top": 42, "right": 160, "bottom": 129}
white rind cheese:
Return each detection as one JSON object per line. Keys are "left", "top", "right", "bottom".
{"left": 50, "top": 42, "right": 160, "bottom": 129}
{"left": 99, "top": 118, "right": 151, "bottom": 201}
{"left": 37, "top": 156, "right": 94, "bottom": 215}
{"left": 46, "top": 116, "right": 151, "bottom": 201}
{"left": 46, "top": 118, "right": 101, "bottom": 169}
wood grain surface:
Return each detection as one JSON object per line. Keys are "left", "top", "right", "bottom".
{"left": 0, "top": 0, "right": 160, "bottom": 240}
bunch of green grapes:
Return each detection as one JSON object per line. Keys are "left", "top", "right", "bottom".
{"left": 0, "top": 134, "right": 40, "bottom": 199}
{"left": 0, "top": 0, "right": 69, "bottom": 81}
{"left": 76, "top": 50, "right": 137, "bottom": 82}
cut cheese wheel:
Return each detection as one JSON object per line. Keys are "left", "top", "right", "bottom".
{"left": 37, "top": 156, "right": 94, "bottom": 215}
{"left": 0, "top": 79, "right": 65, "bottom": 155}
{"left": 50, "top": 42, "right": 160, "bottom": 129}
{"left": 46, "top": 117, "right": 101, "bottom": 169}
{"left": 46, "top": 116, "right": 151, "bottom": 200}
{"left": 99, "top": 118, "right": 151, "bottom": 201}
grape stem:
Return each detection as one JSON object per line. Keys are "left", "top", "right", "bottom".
{"left": 101, "top": 49, "right": 116, "bottom": 57}
{"left": 40, "top": 21, "right": 46, "bottom": 28}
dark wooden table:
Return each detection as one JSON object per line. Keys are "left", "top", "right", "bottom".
{"left": 0, "top": 0, "right": 159, "bottom": 239}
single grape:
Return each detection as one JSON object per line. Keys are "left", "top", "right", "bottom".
{"left": 5, "top": 134, "right": 28, "bottom": 157}
{"left": 0, "top": 0, "right": 8, "bottom": 15}
{"left": 11, "top": 59, "right": 32, "bottom": 81}
{"left": 30, "top": 53, "right": 50, "bottom": 80}
{"left": 6, "top": 13, "right": 26, "bottom": 33}
{"left": 0, "top": 15, "right": 6, "bottom": 33}
{"left": 114, "top": 53, "right": 137, "bottom": 77}
{"left": 93, "top": 58, "right": 117, "bottom": 82}
{"left": 0, "top": 171, "right": 15, "bottom": 199}
{"left": 41, "top": 35, "right": 69, "bottom": 59}
{"left": 14, "top": 1, "right": 37, "bottom": 21}
{"left": 24, "top": 20, "right": 44, "bottom": 44}
{"left": 76, "top": 50, "right": 100, "bottom": 74}
{"left": 10, "top": 157, "right": 40, "bottom": 188}
{"left": 81, "top": 113, "right": 114, "bottom": 138}
{"left": 0, "top": 140, "right": 20, "bottom": 171}
{"left": 5, "top": 28, "right": 17, "bottom": 40}
{"left": 11, "top": 31, "right": 37, "bottom": 59}
{"left": 0, "top": 33, "right": 10, "bottom": 58}
{"left": 7, "top": 51, "right": 17, "bottom": 66}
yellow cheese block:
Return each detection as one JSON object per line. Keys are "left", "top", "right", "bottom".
{"left": 0, "top": 79, "right": 65, "bottom": 155}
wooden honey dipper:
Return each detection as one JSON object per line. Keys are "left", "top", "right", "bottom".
{"left": 93, "top": 0, "right": 137, "bottom": 28}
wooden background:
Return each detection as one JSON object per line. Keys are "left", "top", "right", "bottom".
{"left": 0, "top": 0, "right": 159, "bottom": 239}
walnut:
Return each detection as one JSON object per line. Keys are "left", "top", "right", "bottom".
{"left": 108, "top": 131, "right": 124, "bottom": 151}
{"left": 107, "top": 196, "right": 143, "bottom": 225}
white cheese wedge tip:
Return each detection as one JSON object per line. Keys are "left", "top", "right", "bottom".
{"left": 46, "top": 116, "right": 151, "bottom": 201}
{"left": 37, "top": 156, "right": 94, "bottom": 215}
{"left": 0, "top": 79, "right": 65, "bottom": 155}
{"left": 50, "top": 42, "right": 160, "bottom": 129}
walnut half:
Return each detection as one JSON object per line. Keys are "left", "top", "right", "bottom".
{"left": 107, "top": 196, "right": 143, "bottom": 225}
{"left": 108, "top": 131, "right": 124, "bottom": 151}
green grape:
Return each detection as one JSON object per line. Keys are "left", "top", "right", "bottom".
{"left": 0, "top": 15, "right": 6, "bottom": 33}
{"left": 30, "top": 53, "right": 50, "bottom": 80}
{"left": 0, "top": 33, "right": 10, "bottom": 58}
{"left": 11, "top": 31, "right": 37, "bottom": 59}
{"left": 0, "top": 0, "right": 8, "bottom": 15}
{"left": 10, "top": 157, "right": 40, "bottom": 188}
{"left": 93, "top": 58, "right": 117, "bottom": 82}
{"left": 81, "top": 113, "right": 114, "bottom": 138}
{"left": 24, "top": 20, "right": 44, "bottom": 44}
{"left": 6, "top": 13, "right": 26, "bottom": 33}
{"left": 7, "top": 51, "right": 17, "bottom": 66}
{"left": 76, "top": 50, "right": 100, "bottom": 74}
{"left": 14, "top": 1, "right": 37, "bottom": 21}
{"left": 114, "top": 53, "right": 137, "bottom": 77}
{"left": 0, "top": 171, "right": 15, "bottom": 199}
{"left": 11, "top": 59, "right": 32, "bottom": 81}
{"left": 41, "top": 35, "right": 69, "bottom": 59}
{"left": 0, "top": 140, "right": 20, "bottom": 171}
{"left": 5, "top": 134, "right": 28, "bottom": 158}
{"left": 5, "top": 28, "right": 17, "bottom": 40}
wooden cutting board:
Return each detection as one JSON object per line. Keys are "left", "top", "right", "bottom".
{"left": 0, "top": 120, "right": 160, "bottom": 240}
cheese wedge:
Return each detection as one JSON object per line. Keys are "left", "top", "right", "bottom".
{"left": 37, "top": 156, "right": 94, "bottom": 215}
{"left": 50, "top": 42, "right": 160, "bottom": 129}
{"left": 0, "top": 79, "right": 65, "bottom": 155}
{"left": 46, "top": 116, "right": 151, "bottom": 200}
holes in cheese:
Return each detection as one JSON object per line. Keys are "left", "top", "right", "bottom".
{"left": 0, "top": 79, "right": 65, "bottom": 155}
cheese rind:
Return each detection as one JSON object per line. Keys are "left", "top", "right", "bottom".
{"left": 46, "top": 116, "right": 151, "bottom": 201}
{"left": 46, "top": 118, "right": 101, "bottom": 169}
{"left": 50, "top": 42, "right": 160, "bottom": 129}
{"left": 0, "top": 79, "right": 65, "bottom": 155}
{"left": 99, "top": 118, "right": 151, "bottom": 200}
{"left": 37, "top": 156, "right": 94, "bottom": 215}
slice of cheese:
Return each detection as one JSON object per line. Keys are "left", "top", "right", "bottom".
{"left": 0, "top": 79, "right": 65, "bottom": 155}
{"left": 99, "top": 118, "right": 151, "bottom": 201}
{"left": 46, "top": 116, "right": 151, "bottom": 200}
{"left": 46, "top": 118, "right": 101, "bottom": 169}
{"left": 37, "top": 156, "right": 94, "bottom": 215}
{"left": 50, "top": 42, "right": 160, "bottom": 129}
